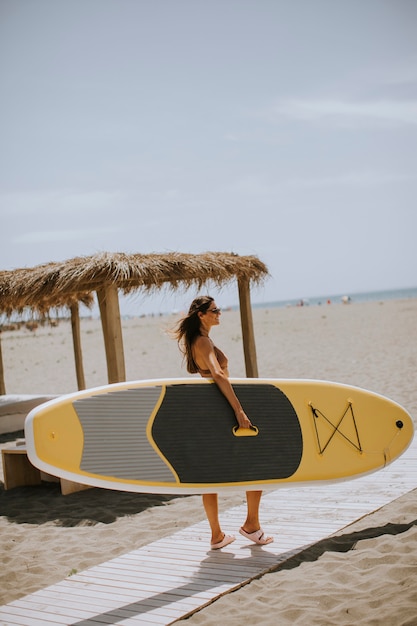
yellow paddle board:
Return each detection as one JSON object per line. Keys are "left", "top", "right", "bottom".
{"left": 24, "top": 378, "right": 414, "bottom": 494}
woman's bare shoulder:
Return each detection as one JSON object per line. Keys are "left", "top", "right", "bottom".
{"left": 193, "top": 335, "right": 213, "bottom": 350}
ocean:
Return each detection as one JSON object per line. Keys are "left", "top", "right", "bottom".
{"left": 251, "top": 286, "right": 417, "bottom": 310}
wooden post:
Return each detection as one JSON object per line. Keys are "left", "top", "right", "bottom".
{"left": 70, "top": 303, "right": 86, "bottom": 390}
{"left": 237, "top": 277, "right": 259, "bottom": 378}
{"left": 0, "top": 331, "right": 5, "bottom": 395}
{"left": 96, "top": 285, "right": 126, "bottom": 384}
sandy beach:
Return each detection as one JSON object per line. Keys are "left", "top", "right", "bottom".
{"left": 1, "top": 297, "right": 416, "bottom": 624}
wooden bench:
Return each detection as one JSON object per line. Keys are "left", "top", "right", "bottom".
{"left": 1, "top": 445, "right": 91, "bottom": 495}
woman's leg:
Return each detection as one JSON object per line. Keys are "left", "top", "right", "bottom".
{"left": 202, "top": 494, "right": 235, "bottom": 548}
{"left": 241, "top": 490, "right": 273, "bottom": 544}
{"left": 242, "top": 490, "right": 263, "bottom": 533}
{"left": 202, "top": 494, "right": 223, "bottom": 544}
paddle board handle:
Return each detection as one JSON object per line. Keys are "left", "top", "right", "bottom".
{"left": 232, "top": 425, "right": 259, "bottom": 437}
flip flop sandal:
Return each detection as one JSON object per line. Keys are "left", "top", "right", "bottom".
{"left": 211, "top": 534, "right": 236, "bottom": 550}
{"left": 239, "top": 527, "right": 274, "bottom": 545}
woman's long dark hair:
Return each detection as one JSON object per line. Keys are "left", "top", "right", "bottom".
{"left": 173, "top": 296, "right": 214, "bottom": 373}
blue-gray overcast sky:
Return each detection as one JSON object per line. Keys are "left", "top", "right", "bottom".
{"left": 1, "top": 0, "right": 416, "bottom": 314}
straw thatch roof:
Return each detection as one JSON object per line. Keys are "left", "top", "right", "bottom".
{"left": 0, "top": 251, "right": 269, "bottom": 316}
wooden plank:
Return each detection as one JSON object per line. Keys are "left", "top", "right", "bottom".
{"left": 67, "top": 574, "right": 214, "bottom": 599}
{"left": 9, "top": 600, "right": 98, "bottom": 621}
{"left": 15, "top": 595, "right": 193, "bottom": 622}
{"left": 60, "top": 477, "right": 92, "bottom": 495}
{"left": 98, "top": 549, "right": 264, "bottom": 570}
{"left": 0, "top": 605, "right": 71, "bottom": 625}
{"left": 80, "top": 565, "right": 259, "bottom": 589}
{"left": 1, "top": 448, "right": 42, "bottom": 489}
{"left": 75, "top": 571, "right": 232, "bottom": 596}
{"left": 114, "top": 556, "right": 262, "bottom": 578}
{"left": 1, "top": 446, "right": 91, "bottom": 495}
{"left": 30, "top": 586, "right": 207, "bottom": 612}
{"left": 0, "top": 614, "right": 52, "bottom": 626}
{"left": 0, "top": 439, "right": 415, "bottom": 626}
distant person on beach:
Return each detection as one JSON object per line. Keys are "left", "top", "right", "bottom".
{"left": 173, "top": 295, "right": 273, "bottom": 550}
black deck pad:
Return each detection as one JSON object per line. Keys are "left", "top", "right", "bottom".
{"left": 152, "top": 383, "right": 303, "bottom": 484}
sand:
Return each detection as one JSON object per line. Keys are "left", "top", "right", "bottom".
{"left": 1, "top": 297, "right": 416, "bottom": 624}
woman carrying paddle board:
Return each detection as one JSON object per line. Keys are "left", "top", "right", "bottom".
{"left": 174, "top": 295, "right": 273, "bottom": 550}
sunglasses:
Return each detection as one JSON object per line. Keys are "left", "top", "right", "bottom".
{"left": 207, "top": 307, "right": 221, "bottom": 314}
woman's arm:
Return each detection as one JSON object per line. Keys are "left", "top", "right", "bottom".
{"left": 194, "top": 336, "right": 252, "bottom": 429}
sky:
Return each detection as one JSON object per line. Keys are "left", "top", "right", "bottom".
{"left": 1, "top": 0, "right": 417, "bottom": 315}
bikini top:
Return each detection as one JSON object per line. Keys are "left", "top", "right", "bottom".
{"left": 194, "top": 345, "right": 229, "bottom": 377}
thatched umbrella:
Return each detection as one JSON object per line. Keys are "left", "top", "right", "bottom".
{"left": 0, "top": 263, "right": 95, "bottom": 391}
{"left": 0, "top": 251, "right": 269, "bottom": 394}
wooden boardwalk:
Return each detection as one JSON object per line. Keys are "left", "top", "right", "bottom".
{"left": 1, "top": 437, "right": 416, "bottom": 626}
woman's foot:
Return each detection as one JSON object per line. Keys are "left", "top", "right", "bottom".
{"left": 211, "top": 533, "right": 236, "bottom": 550}
{"left": 239, "top": 527, "right": 273, "bottom": 545}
